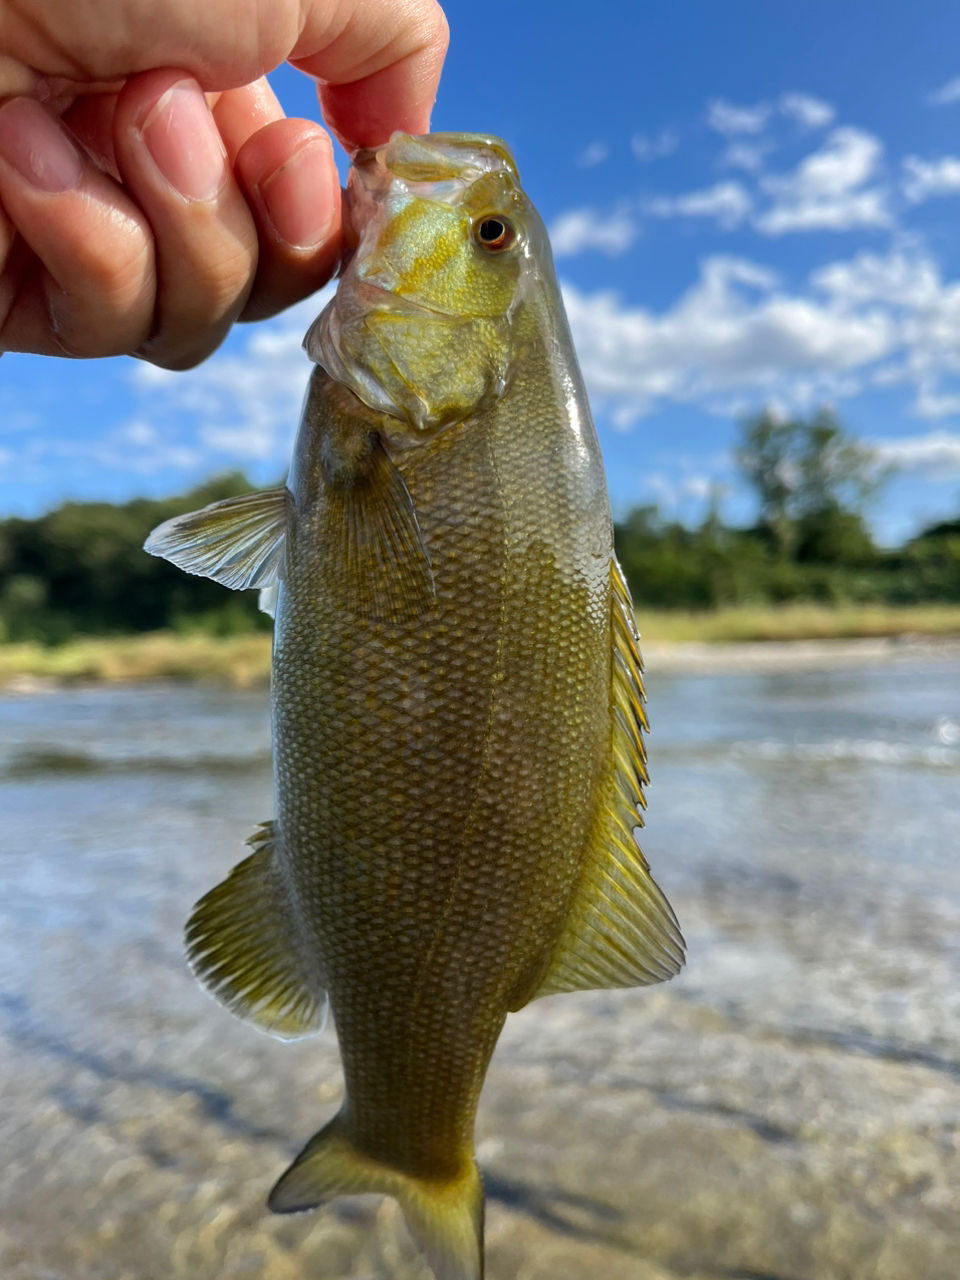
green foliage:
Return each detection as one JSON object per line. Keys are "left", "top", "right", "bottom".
{"left": 733, "top": 412, "right": 797, "bottom": 555}
{"left": 734, "top": 408, "right": 884, "bottom": 560}
{"left": 616, "top": 409, "right": 959, "bottom": 609}
{"left": 614, "top": 506, "right": 766, "bottom": 609}
{"left": 615, "top": 508, "right": 960, "bottom": 611}
{"left": 2, "top": 408, "right": 958, "bottom": 643}
{"left": 883, "top": 522, "right": 960, "bottom": 604}
{"left": 0, "top": 474, "right": 274, "bottom": 644}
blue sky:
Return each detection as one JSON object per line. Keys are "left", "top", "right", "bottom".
{"left": 6, "top": 0, "right": 960, "bottom": 541}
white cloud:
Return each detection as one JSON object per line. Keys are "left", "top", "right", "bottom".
{"left": 130, "top": 291, "right": 333, "bottom": 472}
{"left": 755, "top": 127, "right": 892, "bottom": 234}
{"left": 123, "top": 421, "right": 157, "bottom": 447}
{"left": 646, "top": 182, "right": 752, "bottom": 230}
{"left": 873, "top": 431, "right": 960, "bottom": 471}
{"left": 720, "top": 141, "right": 771, "bottom": 172}
{"left": 811, "top": 254, "right": 960, "bottom": 418}
{"left": 779, "top": 92, "right": 835, "bottom": 129}
{"left": 811, "top": 250, "right": 943, "bottom": 309}
{"left": 32, "top": 420, "right": 203, "bottom": 476}
{"left": 561, "top": 255, "right": 894, "bottom": 425}
{"left": 707, "top": 98, "right": 771, "bottom": 135}
{"left": 631, "top": 129, "right": 678, "bottom": 162}
{"left": 646, "top": 471, "right": 716, "bottom": 507}
{"left": 107, "top": 419, "right": 202, "bottom": 473}
{"left": 902, "top": 154, "right": 960, "bottom": 202}
{"left": 928, "top": 76, "right": 960, "bottom": 106}
{"left": 561, "top": 246, "right": 960, "bottom": 427}
{"left": 682, "top": 475, "right": 714, "bottom": 499}
{"left": 548, "top": 207, "right": 638, "bottom": 258}
{"left": 913, "top": 387, "right": 960, "bottom": 418}
{"left": 105, "top": 234, "right": 960, "bottom": 495}
{"left": 578, "top": 141, "right": 609, "bottom": 168}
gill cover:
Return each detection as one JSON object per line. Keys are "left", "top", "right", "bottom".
{"left": 306, "top": 132, "right": 549, "bottom": 434}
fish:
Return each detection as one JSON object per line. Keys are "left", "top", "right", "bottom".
{"left": 144, "top": 131, "right": 684, "bottom": 1280}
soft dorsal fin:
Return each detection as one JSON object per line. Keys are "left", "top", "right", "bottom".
{"left": 185, "top": 822, "right": 327, "bottom": 1040}
{"left": 144, "top": 487, "right": 291, "bottom": 590}
{"left": 316, "top": 432, "right": 436, "bottom": 623}
{"left": 522, "top": 559, "right": 684, "bottom": 1003}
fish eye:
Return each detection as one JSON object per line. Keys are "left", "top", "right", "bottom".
{"left": 474, "top": 216, "right": 516, "bottom": 252}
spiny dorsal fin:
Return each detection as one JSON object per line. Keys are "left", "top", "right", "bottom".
{"left": 144, "top": 487, "right": 291, "bottom": 590}
{"left": 185, "top": 822, "right": 327, "bottom": 1040}
{"left": 524, "top": 559, "right": 684, "bottom": 1002}
{"left": 318, "top": 433, "right": 435, "bottom": 623}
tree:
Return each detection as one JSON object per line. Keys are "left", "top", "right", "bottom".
{"left": 735, "top": 408, "right": 885, "bottom": 563}
{"left": 734, "top": 410, "right": 798, "bottom": 555}
{"left": 0, "top": 472, "right": 271, "bottom": 642}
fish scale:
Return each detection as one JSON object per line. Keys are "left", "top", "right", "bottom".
{"left": 144, "top": 131, "right": 683, "bottom": 1280}
{"left": 276, "top": 359, "right": 606, "bottom": 1175}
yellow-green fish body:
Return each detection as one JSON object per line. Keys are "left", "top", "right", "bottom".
{"left": 145, "top": 133, "right": 683, "bottom": 1280}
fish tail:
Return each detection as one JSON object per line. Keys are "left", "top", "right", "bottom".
{"left": 268, "top": 1111, "right": 484, "bottom": 1280}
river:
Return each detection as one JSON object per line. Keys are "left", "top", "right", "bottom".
{"left": 1, "top": 651, "right": 958, "bottom": 1279}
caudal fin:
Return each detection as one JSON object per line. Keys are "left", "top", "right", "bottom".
{"left": 268, "top": 1113, "right": 484, "bottom": 1280}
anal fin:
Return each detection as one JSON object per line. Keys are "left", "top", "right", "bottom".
{"left": 525, "top": 559, "right": 684, "bottom": 1002}
{"left": 185, "top": 822, "right": 327, "bottom": 1040}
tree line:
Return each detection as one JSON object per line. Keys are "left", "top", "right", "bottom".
{"left": 1, "top": 410, "right": 958, "bottom": 643}
{"left": 0, "top": 472, "right": 270, "bottom": 643}
{"left": 615, "top": 410, "right": 960, "bottom": 609}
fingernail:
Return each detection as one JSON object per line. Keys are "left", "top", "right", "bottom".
{"left": 259, "top": 137, "right": 338, "bottom": 249}
{"left": 0, "top": 98, "right": 82, "bottom": 193}
{"left": 140, "top": 80, "right": 226, "bottom": 202}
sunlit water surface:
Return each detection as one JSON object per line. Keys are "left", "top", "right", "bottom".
{"left": 1, "top": 657, "right": 958, "bottom": 1279}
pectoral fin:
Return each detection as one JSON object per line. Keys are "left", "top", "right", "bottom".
{"left": 318, "top": 433, "right": 435, "bottom": 623}
{"left": 144, "top": 487, "right": 291, "bottom": 590}
{"left": 258, "top": 582, "right": 280, "bottom": 618}
{"left": 523, "top": 560, "right": 684, "bottom": 1003}
{"left": 185, "top": 823, "right": 327, "bottom": 1040}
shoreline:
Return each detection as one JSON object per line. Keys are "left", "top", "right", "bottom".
{"left": 2, "top": 614, "right": 960, "bottom": 691}
{"left": 642, "top": 631, "right": 960, "bottom": 675}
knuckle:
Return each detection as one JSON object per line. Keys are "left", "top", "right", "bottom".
{"left": 141, "top": 242, "right": 256, "bottom": 366}
{"left": 135, "top": 335, "right": 221, "bottom": 372}
{"left": 46, "top": 216, "right": 154, "bottom": 356}
{"left": 193, "top": 237, "right": 258, "bottom": 311}
{"left": 80, "top": 207, "right": 154, "bottom": 297}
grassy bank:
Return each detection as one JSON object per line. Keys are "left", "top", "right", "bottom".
{"left": 634, "top": 601, "right": 960, "bottom": 644}
{"left": 1, "top": 602, "right": 960, "bottom": 687}
{"left": 0, "top": 631, "right": 273, "bottom": 688}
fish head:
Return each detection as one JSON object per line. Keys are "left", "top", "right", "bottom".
{"left": 305, "top": 132, "right": 550, "bottom": 440}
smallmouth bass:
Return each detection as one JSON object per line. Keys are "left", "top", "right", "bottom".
{"left": 145, "top": 132, "right": 683, "bottom": 1280}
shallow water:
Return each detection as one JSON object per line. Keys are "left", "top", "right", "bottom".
{"left": 1, "top": 657, "right": 958, "bottom": 1280}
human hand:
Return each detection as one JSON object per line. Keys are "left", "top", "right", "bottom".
{"left": 0, "top": 0, "right": 448, "bottom": 368}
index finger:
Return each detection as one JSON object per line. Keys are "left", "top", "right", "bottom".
{"left": 289, "top": 0, "right": 449, "bottom": 150}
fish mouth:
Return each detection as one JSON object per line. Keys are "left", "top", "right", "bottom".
{"left": 352, "top": 132, "right": 519, "bottom": 187}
